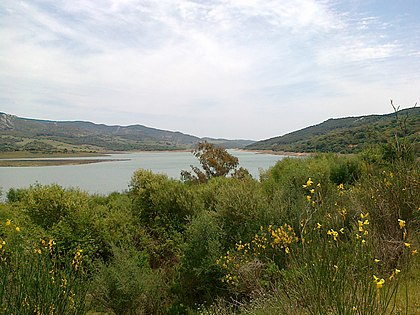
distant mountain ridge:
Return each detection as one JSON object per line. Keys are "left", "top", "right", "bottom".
{"left": 246, "top": 107, "right": 419, "bottom": 154}
{"left": 0, "top": 113, "right": 255, "bottom": 153}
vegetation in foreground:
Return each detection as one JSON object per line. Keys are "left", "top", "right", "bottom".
{"left": 0, "top": 127, "right": 419, "bottom": 314}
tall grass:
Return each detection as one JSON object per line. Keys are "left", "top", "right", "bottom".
{"left": 0, "top": 219, "right": 87, "bottom": 314}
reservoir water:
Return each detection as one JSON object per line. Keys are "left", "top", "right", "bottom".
{"left": 0, "top": 150, "right": 286, "bottom": 195}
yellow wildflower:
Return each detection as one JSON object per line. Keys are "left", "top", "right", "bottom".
{"left": 310, "top": 189, "right": 315, "bottom": 194}
{"left": 316, "top": 223, "right": 322, "bottom": 229}
{"left": 306, "top": 195, "right": 311, "bottom": 201}
{"left": 317, "top": 183, "right": 321, "bottom": 187}
{"left": 361, "top": 239, "right": 366, "bottom": 245}
{"left": 398, "top": 219, "right": 406, "bottom": 229}
{"left": 337, "top": 183, "right": 344, "bottom": 190}
{"left": 404, "top": 242, "right": 411, "bottom": 248}
{"left": 360, "top": 212, "right": 369, "bottom": 219}
{"left": 5, "top": 219, "right": 11, "bottom": 226}
{"left": 306, "top": 178, "right": 313, "bottom": 187}
{"left": 374, "top": 259, "right": 380, "bottom": 263}
{"left": 327, "top": 229, "right": 339, "bottom": 241}
{"left": 15, "top": 227, "right": 21, "bottom": 232}
{"left": 412, "top": 249, "right": 417, "bottom": 255}
{"left": 376, "top": 278, "right": 385, "bottom": 289}
{"left": 373, "top": 275, "right": 385, "bottom": 289}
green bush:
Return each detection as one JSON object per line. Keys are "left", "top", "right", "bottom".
{"left": 330, "top": 157, "right": 362, "bottom": 186}
{"left": 178, "top": 210, "right": 224, "bottom": 305}
{"left": 89, "top": 247, "right": 168, "bottom": 314}
{"left": 17, "top": 184, "right": 90, "bottom": 230}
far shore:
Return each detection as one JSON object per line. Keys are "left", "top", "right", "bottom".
{"left": 0, "top": 148, "right": 309, "bottom": 167}
{"left": 0, "top": 158, "right": 130, "bottom": 167}
{"left": 238, "top": 149, "right": 311, "bottom": 157}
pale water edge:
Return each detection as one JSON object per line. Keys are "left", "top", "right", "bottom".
{"left": 0, "top": 150, "right": 287, "bottom": 196}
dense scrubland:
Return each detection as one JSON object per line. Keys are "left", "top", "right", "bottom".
{"left": 0, "top": 133, "right": 419, "bottom": 314}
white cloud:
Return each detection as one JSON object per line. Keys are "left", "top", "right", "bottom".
{"left": 0, "top": 0, "right": 419, "bottom": 139}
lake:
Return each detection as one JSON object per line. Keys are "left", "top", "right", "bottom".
{"left": 0, "top": 150, "right": 286, "bottom": 195}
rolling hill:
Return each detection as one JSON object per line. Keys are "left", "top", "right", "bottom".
{"left": 0, "top": 113, "right": 254, "bottom": 153}
{"left": 246, "top": 107, "right": 419, "bottom": 154}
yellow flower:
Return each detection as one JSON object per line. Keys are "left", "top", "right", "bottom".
{"left": 395, "top": 268, "right": 401, "bottom": 275}
{"left": 337, "top": 183, "right": 344, "bottom": 190}
{"left": 5, "top": 219, "right": 11, "bottom": 226}
{"left": 374, "top": 259, "right": 380, "bottom": 263}
{"left": 412, "top": 249, "right": 418, "bottom": 255}
{"left": 327, "top": 229, "right": 339, "bottom": 241}
{"left": 316, "top": 223, "right": 322, "bottom": 229}
{"left": 361, "top": 239, "right": 366, "bottom": 245}
{"left": 404, "top": 242, "right": 411, "bottom": 248}
{"left": 376, "top": 278, "right": 385, "bottom": 289}
{"left": 317, "top": 183, "right": 321, "bottom": 187}
{"left": 310, "top": 189, "right": 315, "bottom": 194}
{"left": 15, "top": 227, "right": 21, "bottom": 232}
{"left": 398, "top": 219, "right": 406, "bottom": 229}
{"left": 306, "top": 195, "right": 311, "bottom": 201}
{"left": 306, "top": 178, "right": 313, "bottom": 187}
{"left": 360, "top": 212, "right": 369, "bottom": 219}
{"left": 373, "top": 275, "right": 385, "bottom": 289}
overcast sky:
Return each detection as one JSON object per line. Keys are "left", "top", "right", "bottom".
{"left": 1, "top": 0, "right": 419, "bottom": 140}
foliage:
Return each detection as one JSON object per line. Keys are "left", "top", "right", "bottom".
{"left": 89, "top": 247, "right": 168, "bottom": 314}
{"left": 0, "top": 127, "right": 418, "bottom": 314}
{"left": 181, "top": 142, "right": 240, "bottom": 183}
{"left": 247, "top": 106, "right": 419, "bottom": 155}
{"left": 0, "top": 219, "right": 87, "bottom": 314}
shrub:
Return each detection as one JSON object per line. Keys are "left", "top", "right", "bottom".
{"left": 178, "top": 210, "right": 224, "bottom": 305}
{"left": 89, "top": 247, "right": 168, "bottom": 314}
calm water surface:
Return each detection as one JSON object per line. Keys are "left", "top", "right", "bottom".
{"left": 0, "top": 150, "right": 286, "bottom": 195}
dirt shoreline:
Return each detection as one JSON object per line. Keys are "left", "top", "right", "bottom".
{"left": 0, "top": 158, "right": 129, "bottom": 167}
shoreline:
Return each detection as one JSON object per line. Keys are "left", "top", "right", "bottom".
{"left": 0, "top": 158, "right": 129, "bottom": 167}
{"left": 237, "top": 149, "right": 311, "bottom": 157}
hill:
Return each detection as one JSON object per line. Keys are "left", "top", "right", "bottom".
{"left": 0, "top": 113, "right": 254, "bottom": 153}
{"left": 246, "top": 107, "right": 420, "bottom": 154}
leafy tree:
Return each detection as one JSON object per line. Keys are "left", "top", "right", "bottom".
{"left": 181, "top": 142, "right": 240, "bottom": 183}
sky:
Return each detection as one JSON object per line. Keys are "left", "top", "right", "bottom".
{"left": 0, "top": 0, "right": 419, "bottom": 140}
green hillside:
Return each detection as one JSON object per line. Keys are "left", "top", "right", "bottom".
{"left": 0, "top": 113, "right": 254, "bottom": 153}
{"left": 247, "top": 107, "right": 419, "bottom": 154}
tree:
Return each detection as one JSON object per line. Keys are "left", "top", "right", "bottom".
{"left": 181, "top": 142, "right": 241, "bottom": 183}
